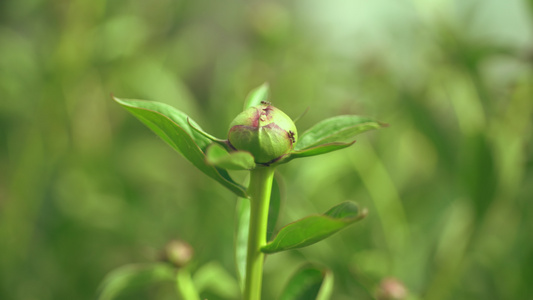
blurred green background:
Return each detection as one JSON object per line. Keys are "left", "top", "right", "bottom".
{"left": 1, "top": 0, "right": 532, "bottom": 299}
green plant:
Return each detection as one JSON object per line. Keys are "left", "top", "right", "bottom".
{"left": 100, "top": 83, "right": 386, "bottom": 300}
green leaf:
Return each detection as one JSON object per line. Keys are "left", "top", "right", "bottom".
{"left": 243, "top": 82, "right": 269, "bottom": 110}
{"left": 206, "top": 143, "right": 256, "bottom": 170}
{"left": 279, "top": 264, "right": 334, "bottom": 300}
{"left": 294, "top": 115, "right": 386, "bottom": 152}
{"left": 114, "top": 97, "right": 247, "bottom": 198}
{"left": 267, "top": 176, "right": 282, "bottom": 241}
{"left": 234, "top": 176, "right": 282, "bottom": 289}
{"left": 187, "top": 117, "right": 228, "bottom": 146}
{"left": 98, "top": 263, "right": 175, "bottom": 300}
{"left": 235, "top": 197, "right": 250, "bottom": 290}
{"left": 261, "top": 202, "right": 367, "bottom": 254}
{"left": 283, "top": 142, "right": 355, "bottom": 162}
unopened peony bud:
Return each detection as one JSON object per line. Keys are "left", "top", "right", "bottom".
{"left": 163, "top": 240, "right": 193, "bottom": 268}
{"left": 376, "top": 277, "right": 407, "bottom": 300}
{"left": 228, "top": 103, "right": 297, "bottom": 164}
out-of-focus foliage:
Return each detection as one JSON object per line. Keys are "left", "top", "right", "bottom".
{"left": 1, "top": 0, "right": 532, "bottom": 299}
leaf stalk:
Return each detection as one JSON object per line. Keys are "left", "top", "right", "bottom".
{"left": 176, "top": 268, "right": 200, "bottom": 300}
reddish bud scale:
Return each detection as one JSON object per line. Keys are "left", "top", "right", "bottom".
{"left": 228, "top": 104, "right": 297, "bottom": 164}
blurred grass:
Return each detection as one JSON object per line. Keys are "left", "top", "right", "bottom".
{"left": 1, "top": 0, "right": 532, "bottom": 299}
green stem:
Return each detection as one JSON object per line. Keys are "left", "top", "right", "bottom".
{"left": 176, "top": 268, "right": 200, "bottom": 300}
{"left": 244, "top": 166, "right": 275, "bottom": 300}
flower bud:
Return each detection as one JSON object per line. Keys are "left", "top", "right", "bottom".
{"left": 228, "top": 103, "right": 297, "bottom": 164}
{"left": 376, "top": 277, "right": 407, "bottom": 300}
{"left": 162, "top": 240, "right": 193, "bottom": 268}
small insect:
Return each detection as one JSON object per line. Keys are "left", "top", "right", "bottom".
{"left": 288, "top": 130, "right": 296, "bottom": 144}
{"left": 260, "top": 100, "right": 271, "bottom": 105}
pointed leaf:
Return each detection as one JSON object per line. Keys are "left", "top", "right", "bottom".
{"left": 114, "top": 97, "right": 247, "bottom": 198}
{"left": 295, "top": 115, "right": 386, "bottom": 151}
{"left": 187, "top": 117, "right": 229, "bottom": 147}
{"left": 206, "top": 144, "right": 256, "bottom": 170}
{"left": 279, "top": 264, "right": 334, "bottom": 300}
{"left": 243, "top": 82, "right": 269, "bottom": 110}
{"left": 262, "top": 202, "right": 367, "bottom": 254}
{"left": 280, "top": 142, "right": 355, "bottom": 163}
{"left": 98, "top": 263, "right": 175, "bottom": 300}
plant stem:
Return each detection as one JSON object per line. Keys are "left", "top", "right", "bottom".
{"left": 243, "top": 166, "right": 275, "bottom": 300}
{"left": 176, "top": 268, "right": 200, "bottom": 300}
